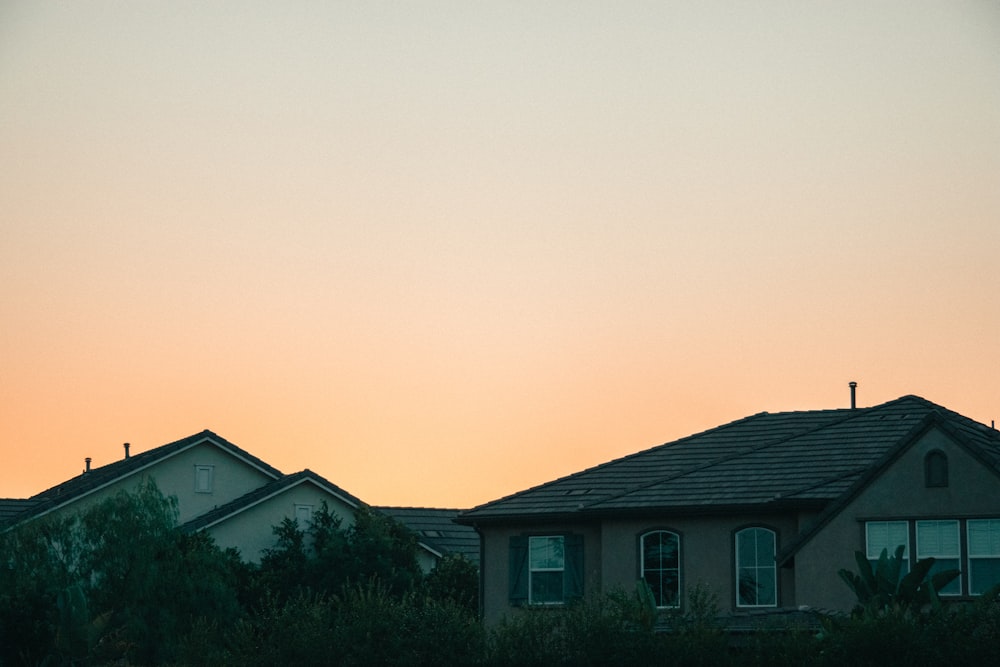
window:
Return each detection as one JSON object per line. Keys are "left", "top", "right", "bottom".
{"left": 925, "top": 450, "right": 949, "bottom": 487}
{"left": 736, "top": 527, "right": 777, "bottom": 608}
{"left": 294, "top": 504, "right": 314, "bottom": 527}
{"left": 529, "top": 536, "right": 565, "bottom": 604}
{"left": 641, "top": 530, "right": 680, "bottom": 608}
{"left": 916, "top": 520, "right": 961, "bottom": 595}
{"left": 967, "top": 519, "right": 1000, "bottom": 595}
{"left": 866, "top": 521, "right": 910, "bottom": 574}
{"left": 194, "top": 465, "right": 214, "bottom": 494}
{"left": 508, "top": 534, "right": 583, "bottom": 606}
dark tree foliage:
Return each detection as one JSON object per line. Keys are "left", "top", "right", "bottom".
{"left": 0, "top": 478, "right": 242, "bottom": 665}
{"left": 424, "top": 552, "right": 480, "bottom": 614}
{"left": 256, "top": 503, "right": 423, "bottom": 601}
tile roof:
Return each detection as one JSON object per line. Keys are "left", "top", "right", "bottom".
{"left": 458, "top": 395, "right": 1000, "bottom": 525}
{"left": 0, "top": 499, "right": 39, "bottom": 527}
{"left": 181, "top": 468, "right": 366, "bottom": 533}
{"left": 377, "top": 507, "right": 480, "bottom": 566}
{"left": 6, "top": 430, "right": 283, "bottom": 527}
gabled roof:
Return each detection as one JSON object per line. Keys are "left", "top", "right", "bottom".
{"left": 7, "top": 430, "right": 283, "bottom": 527}
{"left": 377, "top": 507, "right": 480, "bottom": 566}
{"left": 458, "top": 395, "right": 1000, "bottom": 525}
{"left": 181, "top": 468, "right": 366, "bottom": 533}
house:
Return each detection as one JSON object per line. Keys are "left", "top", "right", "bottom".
{"left": 456, "top": 394, "right": 1000, "bottom": 625}
{"left": 378, "top": 506, "right": 481, "bottom": 572}
{"left": 2, "top": 430, "right": 451, "bottom": 567}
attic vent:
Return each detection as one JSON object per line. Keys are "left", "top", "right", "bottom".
{"left": 565, "top": 489, "right": 591, "bottom": 496}
{"left": 422, "top": 530, "right": 445, "bottom": 538}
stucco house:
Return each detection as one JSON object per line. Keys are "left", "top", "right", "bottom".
{"left": 457, "top": 394, "right": 1000, "bottom": 624}
{"left": 1, "top": 430, "right": 459, "bottom": 567}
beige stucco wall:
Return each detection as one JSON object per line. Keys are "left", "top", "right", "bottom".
{"left": 479, "top": 513, "right": 801, "bottom": 624}
{"left": 31, "top": 440, "right": 277, "bottom": 526}
{"left": 205, "top": 482, "right": 358, "bottom": 563}
{"left": 601, "top": 514, "right": 798, "bottom": 612}
{"left": 794, "top": 426, "right": 1000, "bottom": 610}
{"left": 479, "top": 522, "right": 601, "bottom": 626}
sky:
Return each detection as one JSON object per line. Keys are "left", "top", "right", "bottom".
{"left": 1, "top": 1, "right": 998, "bottom": 508}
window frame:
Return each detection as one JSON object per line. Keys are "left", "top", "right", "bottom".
{"left": 924, "top": 450, "right": 949, "bottom": 488}
{"left": 865, "top": 520, "right": 910, "bottom": 574}
{"left": 528, "top": 535, "right": 565, "bottom": 605}
{"left": 294, "top": 503, "right": 314, "bottom": 527}
{"left": 194, "top": 465, "right": 214, "bottom": 494}
{"left": 735, "top": 526, "right": 778, "bottom": 609}
{"left": 915, "top": 519, "right": 962, "bottom": 596}
{"left": 967, "top": 519, "right": 1000, "bottom": 596}
{"left": 509, "top": 533, "right": 583, "bottom": 607}
{"left": 639, "top": 529, "right": 681, "bottom": 609}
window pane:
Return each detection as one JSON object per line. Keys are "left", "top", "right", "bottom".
{"left": 529, "top": 536, "right": 564, "bottom": 604}
{"left": 644, "top": 570, "right": 679, "bottom": 608}
{"left": 970, "top": 559, "right": 1000, "bottom": 596}
{"left": 530, "top": 536, "right": 564, "bottom": 569}
{"left": 738, "top": 569, "right": 759, "bottom": 606}
{"left": 756, "top": 568, "right": 777, "bottom": 606}
{"left": 928, "top": 558, "right": 961, "bottom": 596}
{"left": 866, "top": 521, "right": 908, "bottom": 560}
{"left": 968, "top": 520, "right": 1000, "bottom": 556}
{"left": 641, "top": 531, "right": 680, "bottom": 608}
{"left": 530, "top": 572, "right": 562, "bottom": 604}
{"left": 736, "top": 528, "right": 776, "bottom": 608}
{"left": 968, "top": 520, "right": 1000, "bottom": 596}
{"left": 917, "top": 520, "right": 960, "bottom": 556}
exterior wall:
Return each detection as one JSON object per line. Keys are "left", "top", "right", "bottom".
{"left": 206, "top": 483, "right": 358, "bottom": 563}
{"left": 479, "top": 522, "right": 601, "bottom": 626}
{"left": 601, "top": 514, "right": 798, "bottom": 612}
{"left": 135, "top": 441, "right": 277, "bottom": 524}
{"left": 38, "top": 441, "right": 277, "bottom": 526}
{"left": 415, "top": 548, "right": 439, "bottom": 574}
{"left": 795, "top": 427, "right": 1000, "bottom": 610}
{"left": 479, "top": 513, "right": 800, "bottom": 624}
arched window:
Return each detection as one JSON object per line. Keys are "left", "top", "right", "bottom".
{"left": 736, "top": 527, "right": 777, "bottom": 608}
{"left": 925, "top": 450, "right": 949, "bottom": 488}
{"left": 640, "top": 530, "right": 680, "bottom": 608}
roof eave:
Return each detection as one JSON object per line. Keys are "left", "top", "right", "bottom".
{"left": 457, "top": 498, "right": 828, "bottom": 527}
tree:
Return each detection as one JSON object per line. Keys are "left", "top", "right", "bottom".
{"left": 0, "top": 478, "right": 242, "bottom": 665}
{"left": 424, "top": 553, "right": 479, "bottom": 614}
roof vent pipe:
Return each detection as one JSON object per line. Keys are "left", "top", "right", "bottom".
{"left": 124, "top": 442, "right": 130, "bottom": 459}
{"left": 849, "top": 381, "right": 857, "bottom": 410}
{"left": 84, "top": 457, "right": 92, "bottom": 473}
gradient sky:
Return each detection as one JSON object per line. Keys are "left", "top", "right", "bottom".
{"left": 2, "top": 2, "right": 998, "bottom": 508}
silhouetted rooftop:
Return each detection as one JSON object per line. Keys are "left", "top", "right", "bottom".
{"left": 458, "top": 395, "right": 1000, "bottom": 527}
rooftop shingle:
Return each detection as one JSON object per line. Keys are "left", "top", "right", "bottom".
{"left": 458, "top": 395, "right": 1000, "bottom": 524}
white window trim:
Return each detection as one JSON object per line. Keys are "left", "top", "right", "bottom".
{"left": 916, "top": 519, "right": 962, "bottom": 596}
{"left": 194, "top": 465, "right": 214, "bottom": 494}
{"left": 640, "top": 530, "right": 681, "bottom": 609}
{"left": 735, "top": 527, "right": 777, "bottom": 609}
{"left": 528, "top": 535, "right": 565, "bottom": 606}
{"left": 865, "top": 520, "right": 910, "bottom": 564}
{"left": 967, "top": 518, "right": 1000, "bottom": 596}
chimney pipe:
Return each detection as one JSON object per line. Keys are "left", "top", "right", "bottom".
{"left": 84, "top": 457, "right": 92, "bottom": 473}
{"left": 124, "top": 442, "right": 130, "bottom": 459}
{"left": 849, "top": 381, "right": 857, "bottom": 409}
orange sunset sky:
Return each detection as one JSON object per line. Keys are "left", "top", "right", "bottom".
{"left": 2, "top": 2, "right": 998, "bottom": 509}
